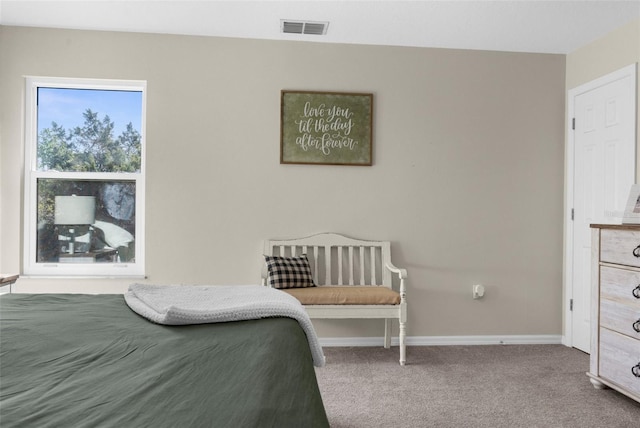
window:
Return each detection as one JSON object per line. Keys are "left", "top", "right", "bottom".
{"left": 24, "top": 77, "right": 146, "bottom": 276}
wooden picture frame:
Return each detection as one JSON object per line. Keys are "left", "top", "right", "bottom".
{"left": 280, "top": 90, "right": 373, "bottom": 165}
{"left": 622, "top": 184, "right": 640, "bottom": 224}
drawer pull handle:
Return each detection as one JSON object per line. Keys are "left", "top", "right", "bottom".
{"left": 634, "top": 285, "right": 640, "bottom": 299}
{"left": 634, "top": 245, "right": 640, "bottom": 258}
{"left": 634, "top": 320, "right": 640, "bottom": 333}
{"left": 633, "top": 364, "right": 640, "bottom": 378}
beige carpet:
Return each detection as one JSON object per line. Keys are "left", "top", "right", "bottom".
{"left": 314, "top": 345, "right": 640, "bottom": 428}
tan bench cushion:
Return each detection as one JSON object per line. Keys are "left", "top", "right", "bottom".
{"left": 282, "top": 286, "right": 400, "bottom": 305}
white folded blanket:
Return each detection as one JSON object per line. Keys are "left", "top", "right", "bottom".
{"left": 124, "top": 284, "right": 325, "bottom": 367}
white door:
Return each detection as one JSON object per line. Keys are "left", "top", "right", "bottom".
{"left": 568, "top": 64, "right": 636, "bottom": 352}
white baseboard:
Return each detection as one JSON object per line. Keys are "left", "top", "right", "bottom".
{"left": 319, "top": 334, "right": 563, "bottom": 347}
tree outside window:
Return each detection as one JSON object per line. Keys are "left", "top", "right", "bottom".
{"left": 24, "top": 78, "right": 146, "bottom": 276}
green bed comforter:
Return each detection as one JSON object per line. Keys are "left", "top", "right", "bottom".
{"left": 0, "top": 294, "right": 329, "bottom": 428}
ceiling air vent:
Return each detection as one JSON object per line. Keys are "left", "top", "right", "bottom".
{"left": 281, "top": 20, "right": 328, "bottom": 36}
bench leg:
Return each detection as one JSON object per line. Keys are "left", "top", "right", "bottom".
{"left": 384, "top": 319, "right": 392, "bottom": 349}
{"left": 399, "top": 320, "right": 406, "bottom": 366}
{"left": 399, "top": 302, "right": 407, "bottom": 366}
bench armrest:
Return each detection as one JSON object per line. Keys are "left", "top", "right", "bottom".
{"left": 385, "top": 262, "right": 407, "bottom": 302}
{"left": 385, "top": 262, "right": 407, "bottom": 279}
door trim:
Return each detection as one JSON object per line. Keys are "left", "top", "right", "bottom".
{"left": 563, "top": 62, "right": 637, "bottom": 348}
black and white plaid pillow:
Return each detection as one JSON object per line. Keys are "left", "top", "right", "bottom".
{"left": 264, "top": 254, "right": 315, "bottom": 289}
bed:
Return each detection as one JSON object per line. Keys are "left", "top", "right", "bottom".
{"left": 0, "top": 292, "right": 329, "bottom": 427}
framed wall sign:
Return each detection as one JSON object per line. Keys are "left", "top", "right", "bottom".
{"left": 281, "top": 90, "right": 373, "bottom": 166}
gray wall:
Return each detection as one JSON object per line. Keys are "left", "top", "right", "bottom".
{"left": 0, "top": 25, "right": 566, "bottom": 338}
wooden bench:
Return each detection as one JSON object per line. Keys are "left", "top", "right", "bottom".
{"left": 262, "top": 233, "right": 407, "bottom": 365}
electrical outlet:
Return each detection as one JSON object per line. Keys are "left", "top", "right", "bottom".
{"left": 473, "top": 284, "right": 485, "bottom": 299}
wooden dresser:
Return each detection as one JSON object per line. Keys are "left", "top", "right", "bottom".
{"left": 588, "top": 224, "right": 640, "bottom": 403}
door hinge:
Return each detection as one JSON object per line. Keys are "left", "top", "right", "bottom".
{"left": 570, "top": 299, "right": 573, "bottom": 311}
{"left": 571, "top": 208, "right": 574, "bottom": 221}
{"left": 572, "top": 118, "right": 575, "bottom": 130}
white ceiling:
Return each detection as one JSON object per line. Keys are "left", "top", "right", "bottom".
{"left": 1, "top": 0, "right": 639, "bottom": 54}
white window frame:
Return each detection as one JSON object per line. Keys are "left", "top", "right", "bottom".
{"left": 23, "top": 76, "right": 146, "bottom": 277}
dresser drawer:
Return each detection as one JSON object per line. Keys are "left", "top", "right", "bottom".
{"left": 601, "top": 266, "right": 640, "bottom": 307}
{"left": 600, "top": 229, "right": 640, "bottom": 268}
{"left": 600, "top": 298, "right": 640, "bottom": 339}
{"left": 599, "top": 328, "right": 640, "bottom": 397}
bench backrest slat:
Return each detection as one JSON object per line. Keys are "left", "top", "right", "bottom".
{"left": 263, "top": 233, "right": 393, "bottom": 289}
{"left": 358, "top": 247, "right": 362, "bottom": 284}
{"left": 338, "top": 247, "right": 344, "bottom": 285}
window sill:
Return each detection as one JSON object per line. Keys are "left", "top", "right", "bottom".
{"left": 19, "top": 275, "right": 147, "bottom": 280}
